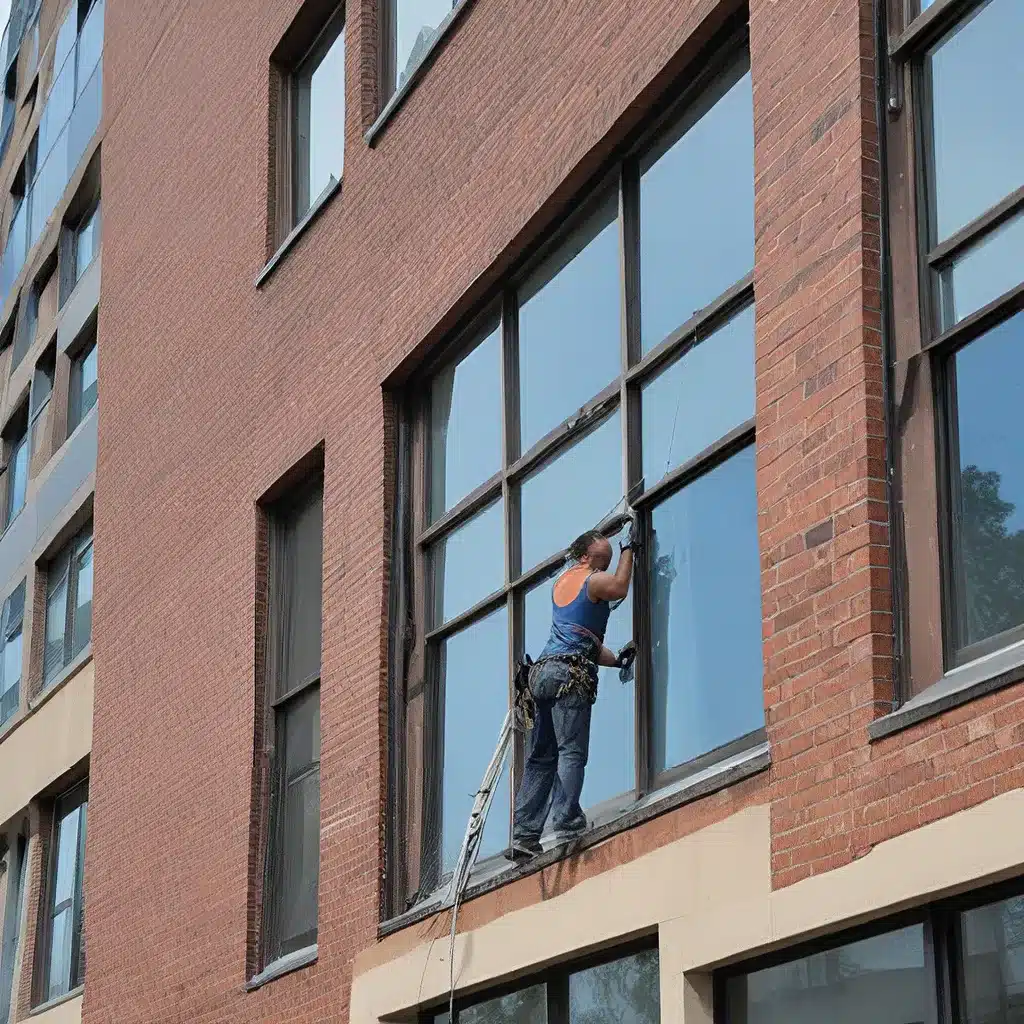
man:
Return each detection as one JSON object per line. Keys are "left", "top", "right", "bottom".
{"left": 510, "top": 518, "right": 637, "bottom": 859}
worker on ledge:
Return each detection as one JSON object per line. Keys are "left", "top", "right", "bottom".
{"left": 510, "top": 518, "right": 638, "bottom": 860}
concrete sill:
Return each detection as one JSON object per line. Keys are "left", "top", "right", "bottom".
{"left": 246, "top": 944, "right": 318, "bottom": 991}
{"left": 364, "top": 0, "right": 476, "bottom": 147}
{"left": 869, "top": 638, "right": 1024, "bottom": 741}
{"left": 379, "top": 740, "right": 771, "bottom": 938}
{"left": 255, "top": 177, "right": 341, "bottom": 288}
{"left": 30, "top": 985, "right": 84, "bottom": 1016}
{"left": 30, "top": 645, "right": 93, "bottom": 714}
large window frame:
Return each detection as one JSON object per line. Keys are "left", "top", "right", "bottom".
{"left": 391, "top": 35, "right": 762, "bottom": 912}
{"left": 0, "top": 580, "right": 25, "bottom": 728}
{"left": 41, "top": 522, "right": 93, "bottom": 686}
{"left": 885, "top": 0, "right": 1024, "bottom": 694}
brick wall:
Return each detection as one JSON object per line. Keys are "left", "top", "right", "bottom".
{"left": 82, "top": 0, "right": 1024, "bottom": 1021}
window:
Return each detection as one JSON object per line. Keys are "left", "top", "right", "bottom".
{"left": 887, "top": 0, "right": 1024, "bottom": 689}
{"left": 430, "top": 945, "right": 659, "bottom": 1023}
{"left": 0, "top": 832, "right": 27, "bottom": 1022}
{"left": 0, "top": 63, "right": 17, "bottom": 163}
{"left": 38, "top": 782, "right": 87, "bottom": 1002}
{"left": 384, "top": 0, "right": 459, "bottom": 99}
{"left": 42, "top": 523, "right": 93, "bottom": 685}
{"left": 72, "top": 201, "right": 99, "bottom": 284}
{"left": 0, "top": 582, "right": 25, "bottom": 727}
{"left": 68, "top": 332, "right": 96, "bottom": 434}
{"left": 2, "top": 412, "right": 28, "bottom": 531}
{"left": 394, "top": 49, "right": 759, "bottom": 905}
{"left": 720, "top": 888, "right": 1024, "bottom": 1024}
{"left": 29, "top": 343, "right": 55, "bottom": 468}
{"left": 261, "top": 477, "right": 322, "bottom": 967}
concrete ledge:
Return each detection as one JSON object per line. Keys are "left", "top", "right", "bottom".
{"left": 255, "top": 178, "right": 341, "bottom": 288}
{"left": 29, "top": 986, "right": 83, "bottom": 1021}
{"left": 245, "top": 944, "right": 318, "bottom": 991}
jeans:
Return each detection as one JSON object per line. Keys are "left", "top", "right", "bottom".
{"left": 512, "top": 660, "right": 593, "bottom": 840}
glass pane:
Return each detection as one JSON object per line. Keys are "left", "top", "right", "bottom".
{"left": 44, "top": 572, "right": 68, "bottom": 682}
{"left": 53, "top": 805, "right": 81, "bottom": 905}
{"left": 460, "top": 984, "right": 547, "bottom": 1024}
{"left": 962, "top": 895, "right": 1024, "bottom": 1024}
{"left": 430, "top": 499, "right": 504, "bottom": 625}
{"left": 439, "top": 606, "right": 509, "bottom": 873}
{"left": 74, "top": 206, "right": 99, "bottom": 281}
{"left": 525, "top": 573, "right": 633, "bottom": 811}
{"left": 569, "top": 949, "right": 660, "bottom": 1024}
{"left": 926, "top": 0, "right": 1024, "bottom": 242}
{"left": 430, "top": 320, "right": 502, "bottom": 520}
{"left": 520, "top": 412, "right": 621, "bottom": 574}
{"left": 77, "top": 0, "right": 104, "bottom": 95}
{"left": 2, "top": 626, "right": 22, "bottom": 695}
{"left": 953, "top": 310, "right": 1024, "bottom": 650}
{"left": 641, "top": 304, "right": 755, "bottom": 484}
{"left": 395, "top": 0, "right": 455, "bottom": 90}
{"left": 940, "top": 211, "right": 1024, "bottom": 330}
{"left": 283, "top": 685, "right": 320, "bottom": 778}
{"left": 279, "top": 767, "right": 320, "bottom": 952}
{"left": 518, "top": 193, "right": 621, "bottom": 452}
{"left": 72, "top": 544, "right": 93, "bottom": 656}
{"left": 281, "top": 485, "right": 323, "bottom": 695}
{"left": 7, "top": 436, "right": 27, "bottom": 522}
{"left": 47, "top": 906, "right": 72, "bottom": 999}
{"left": 649, "top": 447, "right": 763, "bottom": 774}
{"left": 308, "top": 24, "right": 345, "bottom": 206}
{"left": 639, "top": 63, "right": 753, "bottom": 352}
{"left": 728, "top": 925, "right": 926, "bottom": 1024}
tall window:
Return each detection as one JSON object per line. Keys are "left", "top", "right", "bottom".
{"left": 431, "top": 945, "right": 659, "bottom": 1024}
{"left": 2, "top": 410, "right": 28, "bottom": 531}
{"left": 68, "top": 331, "right": 97, "bottom": 434}
{"left": 72, "top": 201, "right": 99, "bottom": 285}
{"left": 29, "top": 345, "right": 55, "bottom": 470}
{"left": 888, "top": 0, "right": 1024, "bottom": 688}
{"left": 262, "top": 477, "right": 323, "bottom": 966}
{"left": 42, "top": 523, "right": 93, "bottom": 685}
{"left": 39, "top": 782, "right": 87, "bottom": 1003}
{"left": 0, "top": 581, "right": 25, "bottom": 727}
{"left": 384, "top": 0, "right": 457, "bottom": 99}
{"left": 0, "top": 832, "right": 27, "bottom": 1022}
{"left": 395, "top": 49, "right": 759, "bottom": 904}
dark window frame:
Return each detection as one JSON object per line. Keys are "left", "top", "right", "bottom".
{"left": 885, "top": 0, "right": 1024, "bottom": 694}
{"left": 392, "top": 34, "right": 762, "bottom": 910}
{"left": 418, "top": 936, "right": 659, "bottom": 1023}
{"left": 1, "top": 403, "right": 30, "bottom": 532}
{"left": 71, "top": 199, "right": 100, "bottom": 286}
{"left": 42, "top": 522, "right": 93, "bottom": 686}
{"left": 714, "top": 872, "right": 1024, "bottom": 1024}
{"left": 259, "top": 473, "right": 324, "bottom": 970}
{"left": 0, "top": 580, "right": 26, "bottom": 727}
{"left": 0, "top": 828, "right": 28, "bottom": 1022}
{"left": 67, "top": 323, "right": 97, "bottom": 436}
{"left": 380, "top": 0, "right": 460, "bottom": 104}
{"left": 35, "top": 779, "right": 87, "bottom": 1006}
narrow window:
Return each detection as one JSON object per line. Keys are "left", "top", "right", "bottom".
{"left": 29, "top": 343, "right": 56, "bottom": 471}
{"left": 0, "top": 581, "right": 25, "bottom": 727}
{"left": 385, "top": 0, "right": 459, "bottom": 100}
{"left": 2, "top": 407, "right": 29, "bottom": 531}
{"left": 0, "top": 832, "right": 28, "bottom": 1021}
{"left": 262, "top": 477, "right": 323, "bottom": 965}
{"left": 67, "top": 330, "right": 97, "bottom": 434}
{"left": 0, "top": 63, "right": 17, "bottom": 162}
{"left": 39, "top": 782, "right": 87, "bottom": 1003}
{"left": 42, "top": 523, "right": 93, "bottom": 685}
{"left": 72, "top": 201, "right": 100, "bottom": 285}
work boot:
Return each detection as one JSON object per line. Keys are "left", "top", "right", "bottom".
{"left": 507, "top": 836, "right": 543, "bottom": 861}
{"left": 551, "top": 815, "right": 587, "bottom": 845}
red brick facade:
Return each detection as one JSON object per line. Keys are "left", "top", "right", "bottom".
{"left": 82, "top": 0, "right": 1024, "bottom": 1020}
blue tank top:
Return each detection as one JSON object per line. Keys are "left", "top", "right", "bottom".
{"left": 539, "top": 567, "right": 612, "bottom": 661}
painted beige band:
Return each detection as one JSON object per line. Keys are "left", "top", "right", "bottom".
{"left": 350, "top": 787, "right": 1024, "bottom": 1024}
{"left": 29, "top": 993, "right": 83, "bottom": 1024}
{"left": 0, "top": 662, "right": 93, "bottom": 827}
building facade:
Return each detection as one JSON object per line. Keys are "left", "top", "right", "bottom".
{"left": 0, "top": 0, "right": 1016, "bottom": 1021}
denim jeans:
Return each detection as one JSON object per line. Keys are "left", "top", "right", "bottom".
{"left": 512, "top": 660, "right": 593, "bottom": 840}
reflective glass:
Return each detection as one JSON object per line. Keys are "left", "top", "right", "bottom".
{"left": 74, "top": 205, "right": 99, "bottom": 281}
{"left": 0, "top": 199, "right": 27, "bottom": 304}
{"left": 430, "top": 499, "right": 504, "bottom": 625}
{"left": 281, "top": 488, "right": 323, "bottom": 695}
{"left": 952, "top": 310, "right": 1024, "bottom": 649}
{"left": 306, "top": 24, "right": 345, "bottom": 212}
{"left": 53, "top": 805, "right": 81, "bottom": 905}
{"left": 460, "top": 985, "right": 547, "bottom": 1024}
{"left": 40, "top": 49, "right": 74, "bottom": 157}
{"left": 395, "top": 0, "right": 455, "bottom": 90}
{"left": 641, "top": 304, "right": 755, "bottom": 484}
{"left": 283, "top": 685, "right": 321, "bottom": 776}
{"left": 649, "top": 446, "right": 763, "bottom": 774}
{"left": 430, "top": 320, "right": 502, "bottom": 520}
{"left": 962, "top": 896, "right": 1024, "bottom": 1024}
{"left": 6, "top": 435, "right": 27, "bottom": 524}
{"left": 439, "top": 606, "right": 509, "bottom": 872}
{"left": 728, "top": 925, "right": 926, "bottom": 1024}
{"left": 44, "top": 571, "right": 67, "bottom": 682}
{"left": 525, "top": 570, "right": 633, "bottom": 811}
{"left": 518, "top": 193, "right": 620, "bottom": 452}
{"left": 47, "top": 906, "right": 72, "bottom": 999}
{"left": 940, "top": 211, "right": 1024, "bottom": 329}
{"left": 279, "top": 767, "right": 319, "bottom": 951}
{"left": 520, "top": 412, "right": 621, "bottom": 574}
{"left": 30, "top": 124, "right": 69, "bottom": 251}
{"left": 639, "top": 63, "right": 753, "bottom": 352}
{"left": 67, "top": 58, "right": 101, "bottom": 173}
{"left": 2, "top": 626, "right": 21, "bottom": 698}
{"left": 927, "top": 0, "right": 1024, "bottom": 242}
{"left": 52, "top": 3, "right": 76, "bottom": 78}
{"left": 569, "top": 948, "right": 660, "bottom": 1024}
{"left": 77, "top": 0, "right": 104, "bottom": 95}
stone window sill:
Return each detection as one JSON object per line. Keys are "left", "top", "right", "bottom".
{"left": 255, "top": 177, "right": 341, "bottom": 288}
{"left": 379, "top": 739, "right": 771, "bottom": 938}
{"left": 246, "top": 943, "right": 318, "bottom": 991}
{"left": 29, "top": 645, "right": 93, "bottom": 714}
{"left": 365, "top": 0, "right": 476, "bottom": 147}
{"left": 30, "top": 985, "right": 84, "bottom": 1016}
{"left": 869, "top": 638, "right": 1024, "bottom": 740}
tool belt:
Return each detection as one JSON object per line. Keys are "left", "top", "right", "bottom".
{"left": 513, "top": 653, "right": 598, "bottom": 731}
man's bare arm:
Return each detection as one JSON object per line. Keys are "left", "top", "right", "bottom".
{"left": 597, "top": 645, "right": 619, "bottom": 667}
{"left": 588, "top": 548, "right": 633, "bottom": 602}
